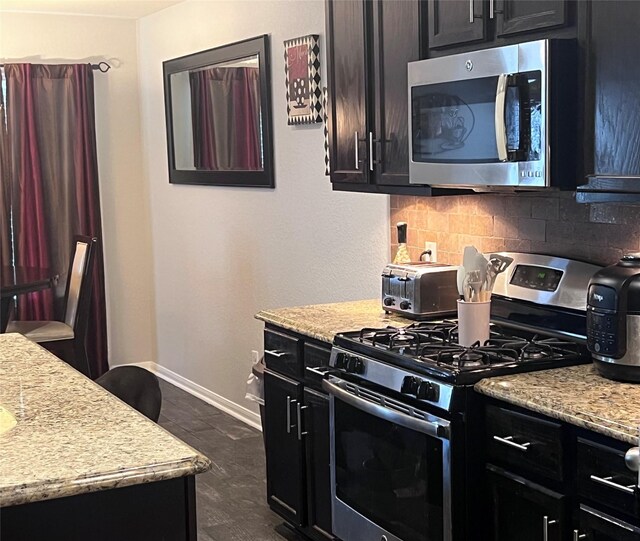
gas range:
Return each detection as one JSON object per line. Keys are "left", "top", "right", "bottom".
{"left": 325, "top": 253, "right": 604, "bottom": 541}
{"left": 329, "top": 253, "right": 602, "bottom": 409}
{"left": 334, "top": 319, "right": 586, "bottom": 383}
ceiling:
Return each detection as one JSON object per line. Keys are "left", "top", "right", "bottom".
{"left": 0, "top": 0, "right": 185, "bottom": 19}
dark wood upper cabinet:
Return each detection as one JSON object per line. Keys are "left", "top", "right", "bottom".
{"left": 495, "top": 0, "right": 568, "bottom": 37}
{"left": 427, "top": 0, "right": 573, "bottom": 54}
{"left": 428, "top": 0, "right": 486, "bottom": 49}
{"left": 325, "top": 0, "right": 368, "bottom": 184}
{"left": 591, "top": 0, "right": 640, "bottom": 177}
{"left": 326, "top": 0, "right": 425, "bottom": 193}
{"left": 372, "top": 0, "right": 421, "bottom": 185}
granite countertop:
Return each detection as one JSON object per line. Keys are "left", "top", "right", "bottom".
{"left": 257, "top": 300, "right": 640, "bottom": 445}
{"left": 476, "top": 364, "right": 640, "bottom": 445}
{"left": 255, "top": 299, "right": 411, "bottom": 343}
{"left": 0, "top": 333, "right": 211, "bottom": 507}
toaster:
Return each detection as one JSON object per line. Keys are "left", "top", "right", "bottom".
{"left": 381, "top": 262, "right": 458, "bottom": 319}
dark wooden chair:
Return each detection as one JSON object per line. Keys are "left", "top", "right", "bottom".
{"left": 96, "top": 366, "right": 162, "bottom": 422}
{"left": 6, "top": 235, "right": 97, "bottom": 377}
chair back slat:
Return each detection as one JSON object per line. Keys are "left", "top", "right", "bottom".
{"left": 64, "top": 241, "right": 89, "bottom": 327}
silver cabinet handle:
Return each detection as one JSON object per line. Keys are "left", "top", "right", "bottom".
{"left": 286, "top": 396, "right": 297, "bottom": 434}
{"left": 305, "top": 366, "right": 329, "bottom": 377}
{"left": 469, "top": 0, "right": 474, "bottom": 23}
{"left": 490, "top": 0, "right": 494, "bottom": 18}
{"left": 625, "top": 446, "right": 640, "bottom": 472}
{"left": 589, "top": 474, "right": 635, "bottom": 495}
{"left": 265, "top": 349, "right": 286, "bottom": 358}
{"left": 494, "top": 74, "right": 509, "bottom": 162}
{"left": 543, "top": 516, "right": 557, "bottom": 541}
{"left": 354, "top": 131, "right": 359, "bottom": 169}
{"left": 573, "top": 531, "right": 587, "bottom": 541}
{"left": 296, "top": 403, "right": 308, "bottom": 440}
{"left": 493, "top": 435, "right": 531, "bottom": 452}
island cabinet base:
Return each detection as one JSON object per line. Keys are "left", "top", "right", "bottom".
{"left": 1, "top": 476, "right": 197, "bottom": 541}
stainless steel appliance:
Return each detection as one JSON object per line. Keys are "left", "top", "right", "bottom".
{"left": 382, "top": 262, "right": 458, "bottom": 318}
{"left": 408, "top": 39, "right": 576, "bottom": 190}
{"left": 325, "top": 253, "right": 601, "bottom": 541}
{"left": 587, "top": 253, "right": 640, "bottom": 381}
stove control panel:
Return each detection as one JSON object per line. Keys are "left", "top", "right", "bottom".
{"left": 401, "top": 376, "right": 440, "bottom": 402}
{"left": 333, "top": 352, "right": 365, "bottom": 375}
{"left": 329, "top": 346, "right": 454, "bottom": 412}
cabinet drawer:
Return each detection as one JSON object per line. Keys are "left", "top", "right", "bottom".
{"left": 304, "top": 342, "right": 331, "bottom": 371}
{"left": 486, "top": 405, "right": 564, "bottom": 481}
{"left": 264, "top": 328, "right": 302, "bottom": 379}
{"left": 577, "top": 437, "right": 639, "bottom": 520}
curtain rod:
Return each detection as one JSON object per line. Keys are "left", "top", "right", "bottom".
{"left": 0, "top": 62, "right": 111, "bottom": 72}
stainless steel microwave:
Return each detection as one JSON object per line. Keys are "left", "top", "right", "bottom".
{"left": 408, "top": 39, "right": 576, "bottom": 190}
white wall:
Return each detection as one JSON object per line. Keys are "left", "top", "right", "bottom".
{"left": 0, "top": 12, "right": 157, "bottom": 368}
{"left": 138, "top": 0, "right": 389, "bottom": 422}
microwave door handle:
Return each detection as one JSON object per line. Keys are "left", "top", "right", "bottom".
{"left": 495, "top": 74, "right": 509, "bottom": 162}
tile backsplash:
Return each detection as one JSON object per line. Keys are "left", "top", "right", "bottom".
{"left": 390, "top": 192, "right": 640, "bottom": 267}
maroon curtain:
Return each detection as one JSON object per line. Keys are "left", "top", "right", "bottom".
{"left": 189, "top": 67, "right": 261, "bottom": 170}
{"left": 5, "top": 64, "right": 108, "bottom": 377}
{"left": 0, "top": 70, "right": 14, "bottom": 269}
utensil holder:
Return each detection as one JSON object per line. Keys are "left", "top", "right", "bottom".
{"left": 457, "top": 299, "right": 491, "bottom": 347}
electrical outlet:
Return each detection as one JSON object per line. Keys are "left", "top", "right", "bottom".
{"left": 251, "top": 350, "right": 260, "bottom": 364}
{"left": 424, "top": 242, "right": 438, "bottom": 262}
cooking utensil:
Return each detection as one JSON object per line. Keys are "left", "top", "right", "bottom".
{"left": 456, "top": 265, "right": 465, "bottom": 298}
{"left": 483, "top": 254, "right": 514, "bottom": 298}
{"left": 463, "top": 270, "right": 482, "bottom": 302}
{"left": 463, "top": 246, "right": 478, "bottom": 276}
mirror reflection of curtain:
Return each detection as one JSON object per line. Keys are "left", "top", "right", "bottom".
{"left": 2, "top": 63, "right": 108, "bottom": 377}
{"left": 189, "top": 67, "right": 261, "bottom": 170}
{"left": 0, "top": 71, "right": 13, "bottom": 269}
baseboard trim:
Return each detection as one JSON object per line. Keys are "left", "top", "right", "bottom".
{"left": 119, "top": 361, "right": 262, "bottom": 431}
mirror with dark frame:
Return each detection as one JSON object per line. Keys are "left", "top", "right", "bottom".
{"left": 163, "top": 34, "right": 274, "bottom": 187}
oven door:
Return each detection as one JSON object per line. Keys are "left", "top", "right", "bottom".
{"left": 323, "top": 376, "right": 452, "bottom": 541}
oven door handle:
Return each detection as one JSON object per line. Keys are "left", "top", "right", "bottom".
{"left": 322, "top": 378, "right": 450, "bottom": 440}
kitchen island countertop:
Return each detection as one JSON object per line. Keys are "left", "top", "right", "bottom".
{"left": 255, "top": 298, "right": 411, "bottom": 343}
{"left": 0, "top": 333, "right": 210, "bottom": 507}
{"left": 475, "top": 364, "right": 640, "bottom": 445}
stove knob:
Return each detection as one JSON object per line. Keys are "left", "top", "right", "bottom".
{"left": 400, "top": 301, "right": 411, "bottom": 310}
{"left": 401, "top": 376, "right": 420, "bottom": 394}
{"left": 383, "top": 297, "right": 395, "bottom": 307}
{"left": 346, "top": 356, "right": 364, "bottom": 374}
{"left": 334, "top": 352, "right": 348, "bottom": 369}
{"left": 416, "top": 381, "right": 440, "bottom": 402}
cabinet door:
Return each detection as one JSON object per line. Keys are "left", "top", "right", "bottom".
{"left": 371, "top": 0, "right": 420, "bottom": 185}
{"left": 303, "top": 389, "right": 333, "bottom": 540}
{"left": 325, "top": 0, "right": 369, "bottom": 184}
{"left": 486, "top": 465, "right": 567, "bottom": 540}
{"left": 495, "top": 0, "right": 567, "bottom": 37}
{"left": 264, "top": 370, "right": 305, "bottom": 526}
{"left": 428, "top": 0, "right": 486, "bottom": 50}
{"left": 590, "top": 0, "right": 640, "bottom": 176}
{"left": 575, "top": 505, "right": 640, "bottom": 541}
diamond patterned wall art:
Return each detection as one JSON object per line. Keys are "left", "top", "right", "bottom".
{"left": 284, "top": 34, "right": 322, "bottom": 125}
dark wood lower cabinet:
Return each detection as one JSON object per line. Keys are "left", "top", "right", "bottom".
{"left": 486, "top": 464, "right": 567, "bottom": 541}
{"left": 0, "top": 477, "right": 197, "bottom": 541}
{"left": 576, "top": 505, "right": 640, "bottom": 540}
{"left": 263, "top": 327, "right": 335, "bottom": 541}
{"left": 303, "top": 389, "right": 333, "bottom": 540}
{"left": 264, "top": 369, "right": 305, "bottom": 526}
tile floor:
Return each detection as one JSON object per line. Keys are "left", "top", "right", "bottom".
{"left": 158, "top": 379, "right": 305, "bottom": 541}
